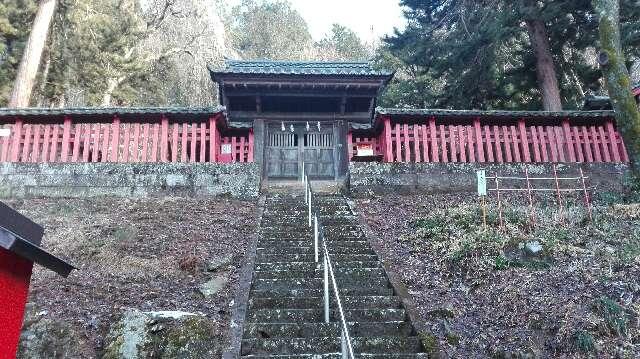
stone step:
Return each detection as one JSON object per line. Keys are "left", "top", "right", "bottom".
{"left": 251, "top": 277, "right": 390, "bottom": 291}
{"left": 246, "top": 308, "right": 407, "bottom": 324}
{"left": 240, "top": 336, "right": 422, "bottom": 356}
{"left": 242, "top": 354, "right": 428, "bottom": 359}
{"left": 254, "top": 261, "right": 381, "bottom": 272}
{"left": 256, "top": 246, "right": 375, "bottom": 256}
{"left": 261, "top": 232, "right": 313, "bottom": 240}
{"left": 250, "top": 286, "right": 394, "bottom": 298}
{"left": 257, "top": 240, "right": 370, "bottom": 248}
{"left": 247, "top": 295, "right": 402, "bottom": 310}
{"left": 243, "top": 321, "right": 416, "bottom": 338}
{"left": 255, "top": 253, "right": 378, "bottom": 264}
{"left": 253, "top": 267, "right": 386, "bottom": 280}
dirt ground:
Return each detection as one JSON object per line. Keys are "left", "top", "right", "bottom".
{"left": 355, "top": 192, "right": 640, "bottom": 359}
{"left": 8, "top": 197, "right": 257, "bottom": 357}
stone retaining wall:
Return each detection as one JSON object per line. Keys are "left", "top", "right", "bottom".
{"left": 349, "top": 162, "right": 630, "bottom": 196}
{"left": 0, "top": 163, "right": 260, "bottom": 199}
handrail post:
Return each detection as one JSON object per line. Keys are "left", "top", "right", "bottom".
{"left": 308, "top": 186, "right": 312, "bottom": 227}
{"left": 314, "top": 215, "right": 319, "bottom": 263}
{"left": 324, "top": 253, "right": 330, "bottom": 323}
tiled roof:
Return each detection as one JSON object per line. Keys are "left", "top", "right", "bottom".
{"left": 375, "top": 107, "right": 614, "bottom": 119}
{"left": 210, "top": 60, "right": 393, "bottom": 77}
{"left": 0, "top": 106, "right": 225, "bottom": 118}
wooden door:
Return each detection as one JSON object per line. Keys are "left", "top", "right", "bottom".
{"left": 303, "top": 130, "right": 335, "bottom": 179}
{"left": 266, "top": 131, "right": 299, "bottom": 178}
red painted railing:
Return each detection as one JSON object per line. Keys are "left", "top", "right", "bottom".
{"left": 350, "top": 117, "right": 628, "bottom": 163}
{"left": 0, "top": 116, "right": 253, "bottom": 163}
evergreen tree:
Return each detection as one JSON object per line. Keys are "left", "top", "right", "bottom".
{"left": 384, "top": 0, "right": 640, "bottom": 110}
{"left": 316, "top": 24, "right": 371, "bottom": 61}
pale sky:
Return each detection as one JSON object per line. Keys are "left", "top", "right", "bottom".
{"left": 226, "top": 0, "right": 407, "bottom": 42}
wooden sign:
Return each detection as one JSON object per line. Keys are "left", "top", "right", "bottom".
{"left": 356, "top": 143, "right": 374, "bottom": 157}
{"left": 477, "top": 170, "right": 487, "bottom": 196}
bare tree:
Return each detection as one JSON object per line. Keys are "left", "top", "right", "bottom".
{"left": 8, "top": 0, "right": 57, "bottom": 108}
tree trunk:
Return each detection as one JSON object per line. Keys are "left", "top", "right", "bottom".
{"left": 526, "top": 19, "right": 563, "bottom": 111}
{"left": 8, "top": 0, "right": 57, "bottom": 108}
{"left": 592, "top": 0, "right": 640, "bottom": 174}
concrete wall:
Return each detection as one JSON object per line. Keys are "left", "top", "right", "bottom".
{"left": 0, "top": 163, "right": 261, "bottom": 199}
{"left": 349, "top": 162, "right": 630, "bottom": 196}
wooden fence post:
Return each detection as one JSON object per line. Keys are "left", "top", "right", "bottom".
{"left": 562, "top": 119, "right": 576, "bottom": 162}
{"left": 474, "top": 117, "right": 485, "bottom": 162}
{"left": 519, "top": 119, "right": 531, "bottom": 162}
{"left": 383, "top": 117, "right": 393, "bottom": 162}
{"left": 160, "top": 116, "right": 169, "bottom": 162}
{"left": 209, "top": 116, "right": 217, "bottom": 162}
{"left": 111, "top": 116, "right": 121, "bottom": 162}
{"left": 9, "top": 119, "right": 23, "bottom": 162}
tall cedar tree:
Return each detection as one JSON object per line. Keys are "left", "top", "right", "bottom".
{"left": 384, "top": 0, "right": 640, "bottom": 110}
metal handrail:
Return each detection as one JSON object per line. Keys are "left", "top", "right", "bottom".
{"left": 303, "top": 172, "right": 356, "bottom": 359}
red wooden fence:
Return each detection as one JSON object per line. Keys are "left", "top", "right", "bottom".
{"left": 350, "top": 117, "right": 628, "bottom": 164}
{"left": 0, "top": 117, "right": 253, "bottom": 164}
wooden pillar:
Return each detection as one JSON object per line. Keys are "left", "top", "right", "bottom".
{"left": 606, "top": 120, "right": 621, "bottom": 162}
{"left": 347, "top": 132, "right": 353, "bottom": 161}
{"left": 209, "top": 116, "right": 218, "bottom": 162}
{"left": 383, "top": 117, "right": 393, "bottom": 162}
{"left": 248, "top": 130, "right": 254, "bottom": 163}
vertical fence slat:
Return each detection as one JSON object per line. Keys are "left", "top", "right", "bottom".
{"left": 554, "top": 127, "right": 565, "bottom": 162}
{"left": 248, "top": 131, "right": 254, "bottom": 163}
{"left": 160, "top": 117, "right": 169, "bottom": 162}
{"left": 50, "top": 125, "right": 60, "bottom": 162}
{"left": 231, "top": 136, "right": 237, "bottom": 163}
{"left": 20, "top": 125, "right": 32, "bottom": 162}
{"left": 430, "top": 118, "right": 439, "bottom": 162}
{"left": 210, "top": 117, "right": 218, "bottom": 163}
{"left": 537, "top": 126, "right": 548, "bottom": 162}
{"left": 606, "top": 121, "right": 621, "bottom": 162}
{"left": 141, "top": 124, "right": 150, "bottom": 162}
{"left": 598, "top": 126, "right": 611, "bottom": 162}
{"left": 620, "top": 133, "right": 629, "bottom": 162}
{"left": 99, "top": 124, "right": 109, "bottom": 163}
{"left": 10, "top": 120, "right": 23, "bottom": 162}
{"left": 111, "top": 117, "right": 120, "bottom": 162}
{"left": 60, "top": 117, "right": 72, "bottom": 162}
{"left": 71, "top": 124, "right": 81, "bottom": 162}
{"left": 150, "top": 123, "right": 159, "bottom": 162}
{"left": 531, "top": 126, "right": 541, "bottom": 162}
{"left": 448, "top": 125, "right": 456, "bottom": 162}
{"left": 458, "top": 125, "right": 466, "bottom": 162}
{"left": 31, "top": 125, "right": 41, "bottom": 163}
{"left": 121, "top": 124, "right": 130, "bottom": 163}
{"left": 171, "top": 124, "right": 179, "bottom": 163}
{"left": 199, "top": 123, "right": 206, "bottom": 163}
{"left": 394, "top": 123, "right": 401, "bottom": 162}
{"left": 589, "top": 126, "right": 601, "bottom": 162}
{"left": 493, "top": 125, "right": 503, "bottom": 163}
{"left": 467, "top": 125, "right": 476, "bottom": 162}
{"left": 440, "top": 124, "right": 448, "bottom": 163}
{"left": 562, "top": 120, "right": 576, "bottom": 162}
{"left": 181, "top": 124, "right": 188, "bottom": 162}
{"left": 82, "top": 124, "right": 91, "bottom": 162}
{"left": 421, "top": 125, "right": 430, "bottom": 162}
{"left": 484, "top": 125, "right": 494, "bottom": 163}
{"left": 131, "top": 123, "right": 141, "bottom": 162}
{"left": 510, "top": 125, "right": 521, "bottom": 162}
{"left": 546, "top": 126, "right": 557, "bottom": 162}
{"left": 384, "top": 117, "right": 393, "bottom": 162}
{"left": 581, "top": 126, "right": 593, "bottom": 162}
{"left": 413, "top": 125, "right": 421, "bottom": 163}
{"left": 573, "top": 126, "right": 584, "bottom": 162}
{"left": 239, "top": 136, "right": 246, "bottom": 163}
{"left": 348, "top": 133, "right": 353, "bottom": 160}
{"left": 502, "top": 126, "right": 512, "bottom": 162}
{"left": 474, "top": 119, "right": 485, "bottom": 162}
{"left": 403, "top": 124, "right": 410, "bottom": 163}
{"left": 189, "top": 124, "right": 197, "bottom": 162}
{"left": 518, "top": 120, "right": 530, "bottom": 162}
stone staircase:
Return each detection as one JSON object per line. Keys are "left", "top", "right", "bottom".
{"left": 240, "top": 191, "right": 427, "bottom": 358}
